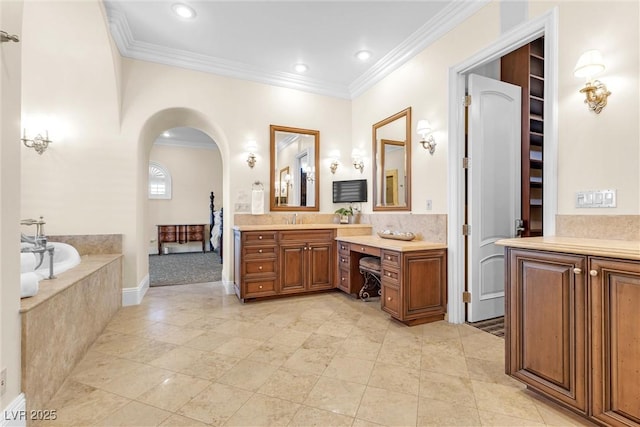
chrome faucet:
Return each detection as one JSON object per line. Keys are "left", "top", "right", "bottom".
{"left": 20, "top": 216, "right": 55, "bottom": 278}
{"left": 292, "top": 213, "right": 298, "bottom": 224}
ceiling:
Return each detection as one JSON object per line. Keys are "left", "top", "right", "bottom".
{"left": 104, "top": 1, "right": 487, "bottom": 99}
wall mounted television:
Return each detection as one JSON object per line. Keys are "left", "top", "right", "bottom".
{"left": 332, "top": 179, "right": 368, "bottom": 203}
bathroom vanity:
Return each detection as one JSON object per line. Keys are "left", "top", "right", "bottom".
{"left": 497, "top": 236, "right": 640, "bottom": 426}
{"left": 232, "top": 224, "right": 371, "bottom": 302}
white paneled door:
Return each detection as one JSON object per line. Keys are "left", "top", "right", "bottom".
{"left": 467, "top": 74, "right": 521, "bottom": 322}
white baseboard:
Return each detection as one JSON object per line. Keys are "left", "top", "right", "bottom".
{"left": 122, "top": 274, "right": 149, "bottom": 306}
{"left": 1, "top": 393, "right": 26, "bottom": 427}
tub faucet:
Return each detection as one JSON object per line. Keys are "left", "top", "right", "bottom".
{"left": 21, "top": 216, "right": 48, "bottom": 249}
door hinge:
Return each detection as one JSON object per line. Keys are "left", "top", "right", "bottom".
{"left": 463, "top": 95, "right": 472, "bottom": 107}
{"left": 462, "top": 291, "right": 471, "bottom": 303}
{"left": 462, "top": 224, "right": 470, "bottom": 236}
{"left": 462, "top": 157, "right": 470, "bottom": 169}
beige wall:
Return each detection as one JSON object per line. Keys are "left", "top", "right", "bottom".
{"left": 1, "top": 0, "right": 23, "bottom": 411}
{"left": 148, "top": 143, "right": 222, "bottom": 253}
{"left": 8, "top": 0, "right": 639, "bottom": 413}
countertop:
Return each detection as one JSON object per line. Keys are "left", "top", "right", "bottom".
{"left": 336, "top": 235, "right": 447, "bottom": 252}
{"left": 233, "top": 223, "right": 373, "bottom": 237}
{"left": 496, "top": 236, "right": 640, "bottom": 260}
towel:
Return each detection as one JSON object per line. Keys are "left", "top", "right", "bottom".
{"left": 210, "top": 210, "right": 222, "bottom": 250}
{"left": 21, "top": 252, "right": 38, "bottom": 273}
{"left": 21, "top": 272, "right": 40, "bottom": 298}
{"left": 251, "top": 190, "right": 264, "bottom": 215}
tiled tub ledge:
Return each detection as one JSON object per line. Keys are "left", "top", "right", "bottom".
{"left": 20, "top": 253, "right": 123, "bottom": 415}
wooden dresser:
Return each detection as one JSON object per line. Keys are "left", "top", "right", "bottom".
{"left": 157, "top": 224, "right": 206, "bottom": 254}
{"left": 497, "top": 237, "right": 640, "bottom": 426}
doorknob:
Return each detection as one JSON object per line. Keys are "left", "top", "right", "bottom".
{"left": 515, "top": 219, "right": 525, "bottom": 236}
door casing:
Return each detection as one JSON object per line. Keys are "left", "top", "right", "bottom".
{"left": 447, "top": 9, "right": 559, "bottom": 324}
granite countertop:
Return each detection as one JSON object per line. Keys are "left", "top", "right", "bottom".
{"left": 496, "top": 236, "right": 640, "bottom": 260}
{"left": 336, "top": 235, "right": 447, "bottom": 252}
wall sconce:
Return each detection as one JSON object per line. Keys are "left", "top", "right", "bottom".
{"left": 330, "top": 159, "right": 339, "bottom": 174}
{"left": 417, "top": 119, "right": 436, "bottom": 155}
{"left": 246, "top": 140, "right": 257, "bottom": 168}
{"left": 303, "top": 165, "right": 315, "bottom": 182}
{"left": 21, "top": 129, "right": 52, "bottom": 155}
{"left": 353, "top": 158, "right": 364, "bottom": 173}
{"left": 574, "top": 50, "right": 611, "bottom": 114}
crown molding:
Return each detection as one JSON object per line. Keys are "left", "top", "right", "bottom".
{"left": 349, "top": 0, "right": 490, "bottom": 98}
{"left": 106, "top": 1, "right": 490, "bottom": 100}
{"left": 154, "top": 137, "right": 219, "bottom": 150}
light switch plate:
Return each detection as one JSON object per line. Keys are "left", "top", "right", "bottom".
{"left": 576, "top": 189, "right": 616, "bottom": 208}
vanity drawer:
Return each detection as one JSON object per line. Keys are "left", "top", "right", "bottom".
{"left": 352, "top": 244, "right": 381, "bottom": 258}
{"left": 244, "top": 259, "right": 277, "bottom": 275}
{"left": 381, "top": 267, "right": 400, "bottom": 285}
{"left": 243, "top": 245, "right": 277, "bottom": 258}
{"left": 280, "top": 229, "right": 334, "bottom": 242}
{"left": 338, "top": 253, "right": 350, "bottom": 268}
{"left": 337, "top": 267, "right": 350, "bottom": 292}
{"left": 243, "top": 231, "right": 277, "bottom": 245}
{"left": 381, "top": 284, "right": 400, "bottom": 317}
{"left": 245, "top": 279, "right": 277, "bottom": 296}
{"left": 337, "top": 241, "right": 350, "bottom": 254}
{"left": 381, "top": 250, "right": 401, "bottom": 268}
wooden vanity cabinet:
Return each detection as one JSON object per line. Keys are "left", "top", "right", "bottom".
{"left": 506, "top": 248, "right": 640, "bottom": 426}
{"left": 589, "top": 257, "right": 640, "bottom": 427}
{"left": 279, "top": 230, "right": 334, "bottom": 293}
{"left": 506, "top": 249, "right": 588, "bottom": 413}
{"left": 234, "top": 228, "right": 335, "bottom": 301}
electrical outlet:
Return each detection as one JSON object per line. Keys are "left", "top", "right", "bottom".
{"left": 426, "top": 199, "right": 433, "bottom": 210}
{"left": 1, "top": 367, "right": 7, "bottom": 395}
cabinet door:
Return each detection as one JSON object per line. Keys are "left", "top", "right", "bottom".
{"left": 590, "top": 257, "right": 640, "bottom": 426}
{"left": 403, "top": 249, "right": 446, "bottom": 321}
{"left": 308, "top": 242, "right": 333, "bottom": 290}
{"left": 279, "top": 243, "right": 306, "bottom": 293}
{"left": 506, "top": 249, "right": 587, "bottom": 413}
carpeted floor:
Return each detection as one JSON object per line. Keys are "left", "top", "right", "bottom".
{"left": 149, "top": 251, "right": 222, "bottom": 286}
{"left": 468, "top": 316, "right": 505, "bottom": 338}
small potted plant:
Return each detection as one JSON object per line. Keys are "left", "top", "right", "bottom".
{"left": 334, "top": 206, "right": 353, "bottom": 224}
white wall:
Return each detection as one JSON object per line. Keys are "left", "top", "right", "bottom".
{"left": 1, "top": 0, "right": 23, "bottom": 413}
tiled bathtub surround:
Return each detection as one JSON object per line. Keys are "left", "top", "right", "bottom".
{"left": 48, "top": 234, "right": 123, "bottom": 256}
{"left": 556, "top": 215, "right": 640, "bottom": 241}
{"left": 234, "top": 213, "right": 447, "bottom": 243}
{"left": 21, "top": 236, "right": 124, "bottom": 415}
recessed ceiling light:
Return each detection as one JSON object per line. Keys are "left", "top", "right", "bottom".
{"left": 355, "top": 50, "right": 372, "bottom": 61}
{"left": 172, "top": 3, "right": 196, "bottom": 19}
{"left": 294, "top": 63, "right": 309, "bottom": 73}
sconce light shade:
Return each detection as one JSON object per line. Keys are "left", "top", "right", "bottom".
{"left": 353, "top": 158, "right": 364, "bottom": 173}
{"left": 574, "top": 50, "right": 610, "bottom": 114}
{"left": 21, "top": 129, "right": 52, "bottom": 155}
{"left": 417, "top": 119, "right": 436, "bottom": 155}
{"left": 246, "top": 139, "right": 257, "bottom": 168}
{"left": 574, "top": 50, "right": 605, "bottom": 79}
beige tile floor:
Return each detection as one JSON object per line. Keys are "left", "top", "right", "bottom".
{"left": 36, "top": 282, "right": 594, "bottom": 427}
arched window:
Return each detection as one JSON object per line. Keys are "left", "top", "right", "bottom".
{"left": 148, "top": 161, "right": 172, "bottom": 199}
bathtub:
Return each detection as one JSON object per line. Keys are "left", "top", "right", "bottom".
{"left": 20, "top": 242, "right": 81, "bottom": 298}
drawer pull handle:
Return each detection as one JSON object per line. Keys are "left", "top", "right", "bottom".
{"left": 258, "top": 235, "right": 263, "bottom": 240}
{"left": 341, "top": 277, "right": 345, "bottom": 281}
{"left": 573, "top": 268, "right": 582, "bottom": 274}
{"left": 590, "top": 270, "right": 598, "bottom": 277}
{"left": 386, "top": 256, "right": 391, "bottom": 260}
{"left": 259, "top": 285, "right": 263, "bottom": 289}
{"left": 258, "top": 266, "right": 263, "bottom": 270}
{"left": 387, "top": 297, "right": 392, "bottom": 301}
{"left": 258, "top": 249, "right": 263, "bottom": 253}
{"left": 386, "top": 272, "right": 391, "bottom": 277}
{"left": 361, "top": 247, "right": 365, "bottom": 251}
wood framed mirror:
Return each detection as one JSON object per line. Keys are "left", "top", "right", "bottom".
{"left": 372, "top": 107, "right": 411, "bottom": 211}
{"left": 270, "top": 125, "right": 320, "bottom": 211}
